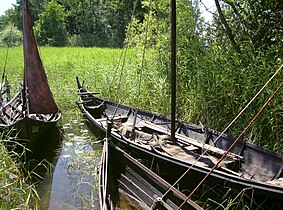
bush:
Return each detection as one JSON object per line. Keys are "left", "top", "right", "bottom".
{"left": 0, "top": 25, "right": 22, "bottom": 47}
{"left": 34, "top": 0, "right": 68, "bottom": 47}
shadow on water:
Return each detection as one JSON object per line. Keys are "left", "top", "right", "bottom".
{"left": 4, "top": 116, "right": 151, "bottom": 209}
{"left": 3, "top": 124, "right": 63, "bottom": 183}
{"left": 36, "top": 118, "right": 102, "bottom": 210}
{"left": 3, "top": 117, "right": 103, "bottom": 209}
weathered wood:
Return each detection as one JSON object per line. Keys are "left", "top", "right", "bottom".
{"left": 97, "top": 115, "right": 128, "bottom": 123}
{"left": 139, "top": 120, "right": 244, "bottom": 161}
{"left": 78, "top": 91, "right": 100, "bottom": 95}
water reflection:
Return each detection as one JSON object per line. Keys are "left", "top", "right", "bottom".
{"left": 37, "top": 119, "right": 101, "bottom": 209}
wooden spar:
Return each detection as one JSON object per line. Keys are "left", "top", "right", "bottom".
{"left": 23, "top": 0, "right": 59, "bottom": 114}
{"left": 170, "top": 0, "right": 177, "bottom": 142}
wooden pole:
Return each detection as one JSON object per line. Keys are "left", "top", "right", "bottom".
{"left": 171, "top": 0, "right": 176, "bottom": 142}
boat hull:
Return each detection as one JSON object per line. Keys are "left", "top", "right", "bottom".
{"left": 77, "top": 78, "right": 283, "bottom": 208}
{"left": 99, "top": 139, "right": 202, "bottom": 209}
{"left": 0, "top": 90, "right": 61, "bottom": 145}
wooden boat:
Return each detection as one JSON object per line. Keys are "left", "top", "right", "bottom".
{"left": 0, "top": 0, "right": 61, "bottom": 140}
{"left": 0, "top": 77, "right": 10, "bottom": 106}
{"left": 98, "top": 136, "right": 202, "bottom": 210}
{"left": 76, "top": 78, "right": 283, "bottom": 207}
{"left": 77, "top": 0, "right": 282, "bottom": 208}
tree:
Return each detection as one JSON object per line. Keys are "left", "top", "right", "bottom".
{"left": 34, "top": 0, "right": 68, "bottom": 46}
{"left": 0, "top": 24, "right": 22, "bottom": 47}
{"left": 0, "top": 8, "right": 18, "bottom": 31}
{"left": 211, "top": 0, "right": 283, "bottom": 56}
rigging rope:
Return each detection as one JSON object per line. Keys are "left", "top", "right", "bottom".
{"left": 1, "top": 25, "right": 14, "bottom": 96}
{"left": 178, "top": 77, "right": 283, "bottom": 209}
{"left": 161, "top": 63, "right": 283, "bottom": 202}
{"left": 1, "top": 26, "right": 13, "bottom": 89}
{"left": 131, "top": 0, "right": 153, "bottom": 139}
{"left": 109, "top": 0, "right": 138, "bottom": 120}
{"left": 1, "top": 47, "right": 9, "bottom": 84}
{"left": 0, "top": 47, "right": 10, "bottom": 99}
{"left": 109, "top": 0, "right": 137, "bottom": 97}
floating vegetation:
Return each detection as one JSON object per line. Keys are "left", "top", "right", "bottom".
{"left": 37, "top": 118, "right": 101, "bottom": 209}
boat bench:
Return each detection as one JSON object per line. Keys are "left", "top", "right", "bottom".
{"left": 97, "top": 115, "right": 128, "bottom": 123}
{"left": 78, "top": 91, "right": 100, "bottom": 95}
{"left": 138, "top": 120, "right": 244, "bottom": 161}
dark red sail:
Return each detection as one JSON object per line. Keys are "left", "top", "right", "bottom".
{"left": 23, "top": 0, "right": 59, "bottom": 114}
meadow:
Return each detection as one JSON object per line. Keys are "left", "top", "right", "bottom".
{"left": 0, "top": 46, "right": 282, "bottom": 209}
{"left": 0, "top": 46, "right": 171, "bottom": 123}
{"left": 0, "top": 46, "right": 170, "bottom": 209}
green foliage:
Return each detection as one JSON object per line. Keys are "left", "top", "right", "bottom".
{"left": 0, "top": 139, "right": 39, "bottom": 209}
{"left": 0, "top": 24, "right": 22, "bottom": 47}
{"left": 127, "top": 0, "right": 283, "bottom": 153}
{"left": 0, "top": 7, "right": 18, "bottom": 30}
{"left": 1, "top": 0, "right": 147, "bottom": 47}
{"left": 201, "top": 1, "right": 283, "bottom": 152}
{"left": 129, "top": 0, "right": 205, "bottom": 118}
{"left": 34, "top": 0, "right": 68, "bottom": 46}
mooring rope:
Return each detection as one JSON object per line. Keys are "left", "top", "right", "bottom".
{"left": 178, "top": 71, "right": 283, "bottom": 209}
{"left": 161, "top": 63, "right": 283, "bottom": 203}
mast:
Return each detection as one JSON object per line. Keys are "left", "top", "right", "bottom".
{"left": 170, "top": 0, "right": 176, "bottom": 142}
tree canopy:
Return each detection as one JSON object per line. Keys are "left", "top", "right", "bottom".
{"left": 34, "top": 0, "right": 68, "bottom": 46}
{"left": 0, "top": 0, "right": 146, "bottom": 47}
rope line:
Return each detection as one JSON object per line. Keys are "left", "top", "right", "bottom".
{"left": 109, "top": 0, "right": 138, "bottom": 101}
{"left": 132, "top": 0, "right": 153, "bottom": 138}
{"left": 109, "top": 0, "right": 138, "bottom": 120}
{"left": 1, "top": 25, "right": 14, "bottom": 95}
{"left": 160, "top": 63, "right": 283, "bottom": 202}
{"left": 178, "top": 79, "right": 283, "bottom": 209}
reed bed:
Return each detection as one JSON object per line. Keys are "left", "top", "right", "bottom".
{"left": 0, "top": 137, "right": 39, "bottom": 209}
{"left": 0, "top": 46, "right": 282, "bottom": 209}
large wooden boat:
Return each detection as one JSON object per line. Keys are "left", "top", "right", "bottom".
{"left": 0, "top": 0, "right": 61, "bottom": 140}
{"left": 77, "top": 0, "right": 282, "bottom": 208}
{"left": 99, "top": 136, "right": 202, "bottom": 210}
{"left": 77, "top": 77, "right": 283, "bottom": 208}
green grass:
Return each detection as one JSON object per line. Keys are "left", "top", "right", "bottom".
{"left": 0, "top": 46, "right": 282, "bottom": 209}
{"left": 0, "top": 138, "right": 39, "bottom": 209}
{"left": 0, "top": 46, "right": 170, "bottom": 122}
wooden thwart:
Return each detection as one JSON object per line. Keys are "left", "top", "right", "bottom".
{"left": 139, "top": 120, "right": 244, "bottom": 161}
{"left": 97, "top": 115, "right": 128, "bottom": 123}
{"left": 78, "top": 91, "right": 100, "bottom": 95}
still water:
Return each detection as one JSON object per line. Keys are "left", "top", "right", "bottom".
{"left": 36, "top": 119, "right": 102, "bottom": 210}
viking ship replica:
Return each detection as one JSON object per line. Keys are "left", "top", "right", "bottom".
{"left": 77, "top": 78, "right": 283, "bottom": 205}
{"left": 77, "top": 0, "right": 283, "bottom": 208}
{"left": 0, "top": 0, "right": 61, "bottom": 141}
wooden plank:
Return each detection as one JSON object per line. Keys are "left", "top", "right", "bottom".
{"left": 97, "top": 115, "right": 128, "bottom": 123}
{"left": 139, "top": 120, "right": 243, "bottom": 161}
{"left": 78, "top": 91, "right": 100, "bottom": 95}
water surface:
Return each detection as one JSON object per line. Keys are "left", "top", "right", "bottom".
{"left": 37, "top": 119, "right": 102, "bottom": 209}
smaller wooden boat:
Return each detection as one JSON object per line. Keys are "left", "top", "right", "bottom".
{"left": 99, "top": 135, "right": 202, "bottom": 210}
{"left": 0, "top": 0, "right": 61, "bottom": 140}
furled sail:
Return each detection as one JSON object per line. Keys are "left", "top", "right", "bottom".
{"left": 23, "top": 0, "right": 59, "bottom": 114}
